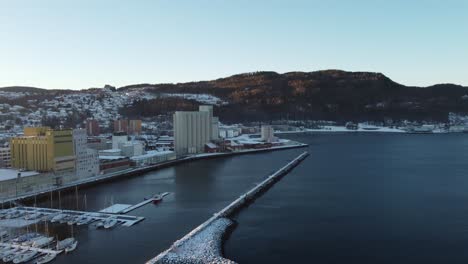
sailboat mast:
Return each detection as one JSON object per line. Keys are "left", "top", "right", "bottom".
{"left": 58, "top": 191, "right": 61, "bottom": 210}
{"left": 75, "top": 186, "right": 79, "bottom": 210}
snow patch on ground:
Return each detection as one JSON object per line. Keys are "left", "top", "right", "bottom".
{"left": 161, "top": 93, "right": 228, "bottom": 106}
{"left": 276, "top": 126, "right": 406, "bottom": 133}
{"left": 155, "top": 218, "right": 236, "bottom": 264}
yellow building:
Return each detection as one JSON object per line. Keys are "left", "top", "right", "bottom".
{"left": 10, "top": 127, "right": 75, "bottom": 173}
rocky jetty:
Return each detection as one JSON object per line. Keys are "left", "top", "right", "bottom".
{"left": 155, "top": 218, "right": 236, "bottom": 264}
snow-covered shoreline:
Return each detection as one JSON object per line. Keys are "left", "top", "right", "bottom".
{"left": 152, "top": 218, "right": 237, "bottom": 264}
{"left": 275, "top": 125, "right": 406, "bottom": 134}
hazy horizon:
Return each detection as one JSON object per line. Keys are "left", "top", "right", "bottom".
{"left": 1, "top": 0, "right": 467, "bottom": 90}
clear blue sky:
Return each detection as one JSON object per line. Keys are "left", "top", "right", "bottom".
{"left": 1, "top": 0, "right": 467, "bottom": 90}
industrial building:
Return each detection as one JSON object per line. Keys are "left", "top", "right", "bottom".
{"left": 10, "top": 127, "right": 75, "bottom": 174}
{"left": 73, "top": 129, "right": 100, "bottom": 179}
{"left": 261, "top": 125, "right": 276, "bottom": 143}
{"left": 130, "top": 150, "right": 176, "bottom": 166}
{"left": 0, "top": 147, "right": 11, "bottom": 168}
{"left": 173, "top": 107, "right": 213, "bottom": 155}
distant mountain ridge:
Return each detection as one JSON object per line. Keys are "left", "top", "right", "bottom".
{"left": 0, "top": 86, "right": 48, "bottom": 93}
{"left": 3, "top": 70, "right": 468, "bottom": 122}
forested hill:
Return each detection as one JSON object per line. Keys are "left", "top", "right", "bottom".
{"left": 118, "top": 70, "right": 468, "bottom": 122}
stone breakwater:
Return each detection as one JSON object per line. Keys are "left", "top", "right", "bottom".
{"left": 156, "top": 218, "right": 237, "bottom": 264}
{"left": 147, "top": 152, "right": 309, "bottom": 264}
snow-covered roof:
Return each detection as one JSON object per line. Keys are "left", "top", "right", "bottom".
{"left": 99, "top": 155, "right": 127, "bottom": 160}
{"left": 130, "top": 150, "right": 174, "bottom": 161}
{"left": 0, "top": 169, "right": 40, "bottom": 182}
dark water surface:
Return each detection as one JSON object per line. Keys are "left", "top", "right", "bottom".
{"left": 26, "top": 133, "right": 468, "bottom": 263}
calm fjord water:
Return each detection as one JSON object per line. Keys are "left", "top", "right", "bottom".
{"left": 33, "top": 133, "right": 468, "bottom": 263}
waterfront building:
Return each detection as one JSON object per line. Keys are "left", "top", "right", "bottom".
{"left": 211, "top": 117, "right": 219, "bottom": 141}
{"left": 173, "top": 105, "right": 221, "bottom": 155}
{"left": 261, "top": 125, "right": 276, "bottom": 143}
{"left": 10, "top": 127, "right": 75, "bottom": 174}
{"left": 198, "top": 105, "right": 219, "bottom": 140}
{"left": 85, "top": 119, "right": 100, "bottom": 136}
{"left": 219, "top": 125, "right": 242, "bottom": 139}
{"left": 87, "top": 137, "right": 109, "bottom": 150}
{"left": 130, "top": 150, "right": 176, "bottom": 166}
{"left": 128, "top": 120, "right": 142, "bottom": 135}
{"left": 114, "top": 119, "right": 128, "bottom": 133}
{"left": 73, "top": 129, "right": 99, "bottom": 179}
{"left": 99, "top": 156, "right": 130, "bottom": 174}
{"left": 99, "top": 149, "right": 122, "bottom": 156}
{"left": 173, "top": 110, "right": 211, "bottom": 155}
{"left": 120, "top": 141, "right": 145, "bottom": 157}
{"left": 112, "top": 132, "right": 129, "bottom": 149}
{"left": 0, "top": 147, "right": 11, "bottom": 168}
{"left": 0, "top": 169, "right": 57, "bottom": 199}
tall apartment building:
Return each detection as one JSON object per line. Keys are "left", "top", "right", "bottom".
{"left": 10, "top": 127, "right": 75, "bottom": 173}
{"left": 173, "top": 110, "right": 211, "bottom": 155}
{"left": 86, "top": 119, "right": 100, "bottom": 136}
{"left": 114, "top": 119, "right": 142, "bottom": 135}
{"left": 114, "top": 119, "right": 128, "bottom": 133}
{"left": 261, "top": 125, "right": 275, "bottom": 143}
{"left": 128, "top": 120, "right": 142, "bottom": 135}
{"left": 73, "top": 129, "right": 99, "bottom": 179}
{"left": 0, "top": 147, "right": 11, "bottom": 168}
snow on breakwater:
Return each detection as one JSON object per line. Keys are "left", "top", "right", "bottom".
{"left": 146, "top": 152, "right": 309, "bottom": 264}
{"left": 156, "top": 218, "right": 236, "bottom": 264}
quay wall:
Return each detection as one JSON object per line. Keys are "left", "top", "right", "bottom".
{"left": 1, "top": 143, "right": 308, "bottom": 205}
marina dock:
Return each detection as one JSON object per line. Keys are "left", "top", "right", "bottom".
{"left": 0, "top": 242, "right": 62, "bottom": 255}
{"left": 1, "top": 206, "right": 144, "bottom": 228}
{"left": 119, "top": 192, "right": 170, "bottom": 214}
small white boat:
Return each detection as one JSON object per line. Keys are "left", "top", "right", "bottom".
{"left": 13, "top": 233, "right": 40, "bottom": 243}
{"left": 13, "top": 250, "right": 37, "bottom": 263}
{"left": 67, "top": 215, "right": 81, "bottom": 225}
{"left": 56, "top": 237, "right": 75, "bottom": 251}
{"left": 0, "top": 248, "right": 19, "bottom": 259}
{"left": 103, "top": 218, "right": 118, "bottom": 229}
{"left": 59, "top": 215, "right": 72, "bottom": 224}
{"left": 76, "top": 217, "right": 91, "bottom": 226}
{"left": 94, "top": 221, "right": 104, "bottom": 229}
{"left": 65, "top": 241, "right": 78, "bottom": 253}
{"left": 35, "top": 253, "right": 57, "bottom": 264}
{"left": 3, "top": 250, "right": 22, "bottom": 262}
{"left": 22, "top": 236, "right": 46, "bottom": 246}
{"left": 24, "top": 213, "right": 40, "bottom": 220}
{"left": 32, "top": 237, "right": 54, "bottom": 248}
{"left": 0, "top": 230, "right": 8, "bottom": 238}
{"left": 50, "top": 214, "right": 66, "bottom": 223}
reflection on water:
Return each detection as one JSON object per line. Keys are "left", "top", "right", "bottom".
{"left": 12, "top": 133, "right": 468, "bottom": 264}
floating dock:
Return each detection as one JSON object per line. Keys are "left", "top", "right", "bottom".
{"left": 119, "top": 192, "right": 170, "bottom": 214}
{"left": 0, "top": 242, "right": 62, "bottom": 254}
{"left": 146, "top": 151, "right": 309, "bottom": 264}
{"left": 1, "top": 206, "right": 144, "bottom": 228}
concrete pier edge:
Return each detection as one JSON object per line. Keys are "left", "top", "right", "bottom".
{"left": 1, "top": 143, "right": 308, "bottom": 206}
